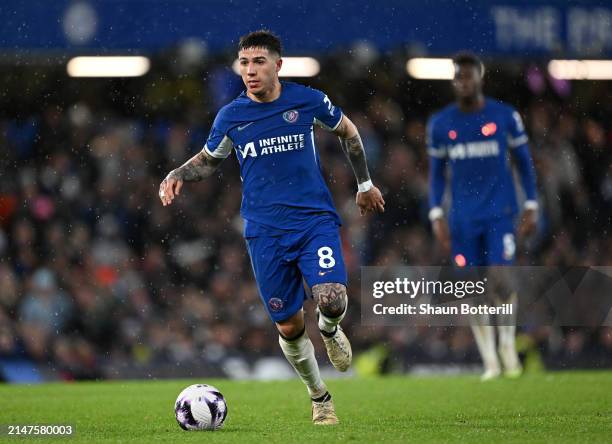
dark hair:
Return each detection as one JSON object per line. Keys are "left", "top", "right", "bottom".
{"left": 238, "top": 30, "right": 282, "bottom": 56}
{"left": 452, "top": 51, "right": 484, "bottom": 76}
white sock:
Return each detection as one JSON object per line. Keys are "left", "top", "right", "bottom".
{"left": 318, "top": 295, "right": 347, "bottom": 334}
{"left": 498, "top": 325, "right": 520, "bottom": 370}
{"left": 278, "top": 330, "right": 327, "bottom": 399}
{"left": 471, "top": 323, "right": 500, "bottom": 371}
{"left": 496, "top": 293, "right": 520, "bottom": 370}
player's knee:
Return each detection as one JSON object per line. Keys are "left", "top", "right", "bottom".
{"left": 277, "top": 324, "right": 302, "bottom": 340}
{"left": 313, "top": 283, "right": 347, "bottom": 319}
{"left": 276, "top": 312, "right": 305, "bottom": 340}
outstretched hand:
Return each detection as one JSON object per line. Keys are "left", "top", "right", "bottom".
{"left": 356, "top": 186, "right": 385, "bottom": 215}
{"left": 159, "top": 171, "right": 183, "bottom": 206}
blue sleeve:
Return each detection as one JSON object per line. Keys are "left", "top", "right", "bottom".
{"left": 203, "top": 107, "right": 233, "bottom": 159}
{"left": 506, "top": 106, "right": 537, "bottom": 201}
{"left": 311, "top": 88, "right": 343, "bottom": 131}
{"left": 507, "top": 107, "right": 529, "bottom": 149}
{"left": 426, "top": 117, "right": 447, "bottom": 208}
{"left": 512, "top": 144, "right": 537, "bottom": 202}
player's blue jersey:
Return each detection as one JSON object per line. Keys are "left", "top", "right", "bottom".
{"left": 203, "top": 81, "right": 343, "bottom": 237}
{"left": 427, "top": 98, "right": 536, "bottom": 222}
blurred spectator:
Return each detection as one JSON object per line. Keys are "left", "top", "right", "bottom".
{"left": 19, "top": 268, "right": 72, "bottom": 333}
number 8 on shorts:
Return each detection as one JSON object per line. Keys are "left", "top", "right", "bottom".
{"left": 318, "top": 246, "right": 335, "bottom": 269}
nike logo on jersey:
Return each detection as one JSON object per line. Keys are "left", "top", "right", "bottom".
{"left": 237, "top": 122, "right": 254, "bottom": 131}
{"left": 318, "top": 270, "right": 333, "bottom": 276}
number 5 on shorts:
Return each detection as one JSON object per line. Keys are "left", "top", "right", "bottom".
{"left": 318, "top": 246, "right": 336, "bottom": 269}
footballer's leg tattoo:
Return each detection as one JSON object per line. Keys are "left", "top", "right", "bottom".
{"left": 314, "top": 283, "right": 352, "bottom": 372}
{"left": 313, "top": 283, "right": 347, "bottom": 319}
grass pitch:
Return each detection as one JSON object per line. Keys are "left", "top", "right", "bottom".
{"left": 1, "top": 371, "right": 611, "bottom": 443}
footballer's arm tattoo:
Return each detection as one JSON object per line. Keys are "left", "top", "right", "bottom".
{"left": 159, "top": 149, "right": 225, "bottom": 205}
{"left": 168, "top": 150, "right": 223, "bottom": 182}
{"left": 335, "top": 117, "right": 371, "bottom": 185}
{"left": 313, "top": 283, "right": 347, "bottom": 318}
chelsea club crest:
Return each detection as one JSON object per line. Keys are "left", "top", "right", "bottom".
{"left": 268, "top": 297, "right": 284, "bottom": 312}
{"left": 282, "top": 110, "right": 299, "bottom": 123}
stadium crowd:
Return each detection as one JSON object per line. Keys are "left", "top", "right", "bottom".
{"left": 1, "top": 56, "right": 611, "bottom": 381}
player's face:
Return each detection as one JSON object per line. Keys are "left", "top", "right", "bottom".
{"left": 238, "top": 47, "right": 282, "bottom": 98}
{"left": 452, "top": 64, "right": 482, "bottom": 100}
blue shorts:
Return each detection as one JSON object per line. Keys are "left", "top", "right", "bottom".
{"left": 246, "top": 218, "right": 348, "bottom": 323}
{"left": 450, "top": 216, "right": 516, "bottom": 266}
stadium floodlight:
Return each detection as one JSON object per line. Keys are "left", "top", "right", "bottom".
{"left": 548, "top": 60, "right": 612, "bottom": 80}
{"left": 66, "top": 56, "right": 151, "bottom": 77}
{"left": 232, "top": 57, "right": 320, "bottom": 77}
{"left": 406, "top": 58, "right": 455, "bottom": 80}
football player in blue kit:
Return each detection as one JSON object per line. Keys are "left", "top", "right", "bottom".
{"left": 427, "top": 53, "right": 538, "bottom": 381}
{"left": 159, "top": 30, "right": 384, "bottom": 424}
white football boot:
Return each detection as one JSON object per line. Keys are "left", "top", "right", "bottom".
{"left": 312, "top": 393, "right": 339, "bottom": 425}
{"left": 316, "top": 308, "right": 352, "bottom": 372}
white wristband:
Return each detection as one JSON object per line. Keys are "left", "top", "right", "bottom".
{"left": 358, "top": 179, "right": 373, "bottom": 193}
{"left": 524, "top": 200, "right": 539, "bottom": 211}
{"left": 428, "top": 207, "right": 444, "bottom": 222}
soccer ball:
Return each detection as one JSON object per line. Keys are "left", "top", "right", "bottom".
{"left": 174, "top": 384, "right": 228, "bottom": 430}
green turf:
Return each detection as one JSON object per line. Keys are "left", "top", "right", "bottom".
{"left": 1, "top": 371, "right": 611, "bottom": 443}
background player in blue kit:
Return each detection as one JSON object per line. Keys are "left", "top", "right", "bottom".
{"left": 427, "top": 53, "right": 538, "bottom": 381}
{"left": 159, "top": 31, "right": 385, "bottom": 424}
